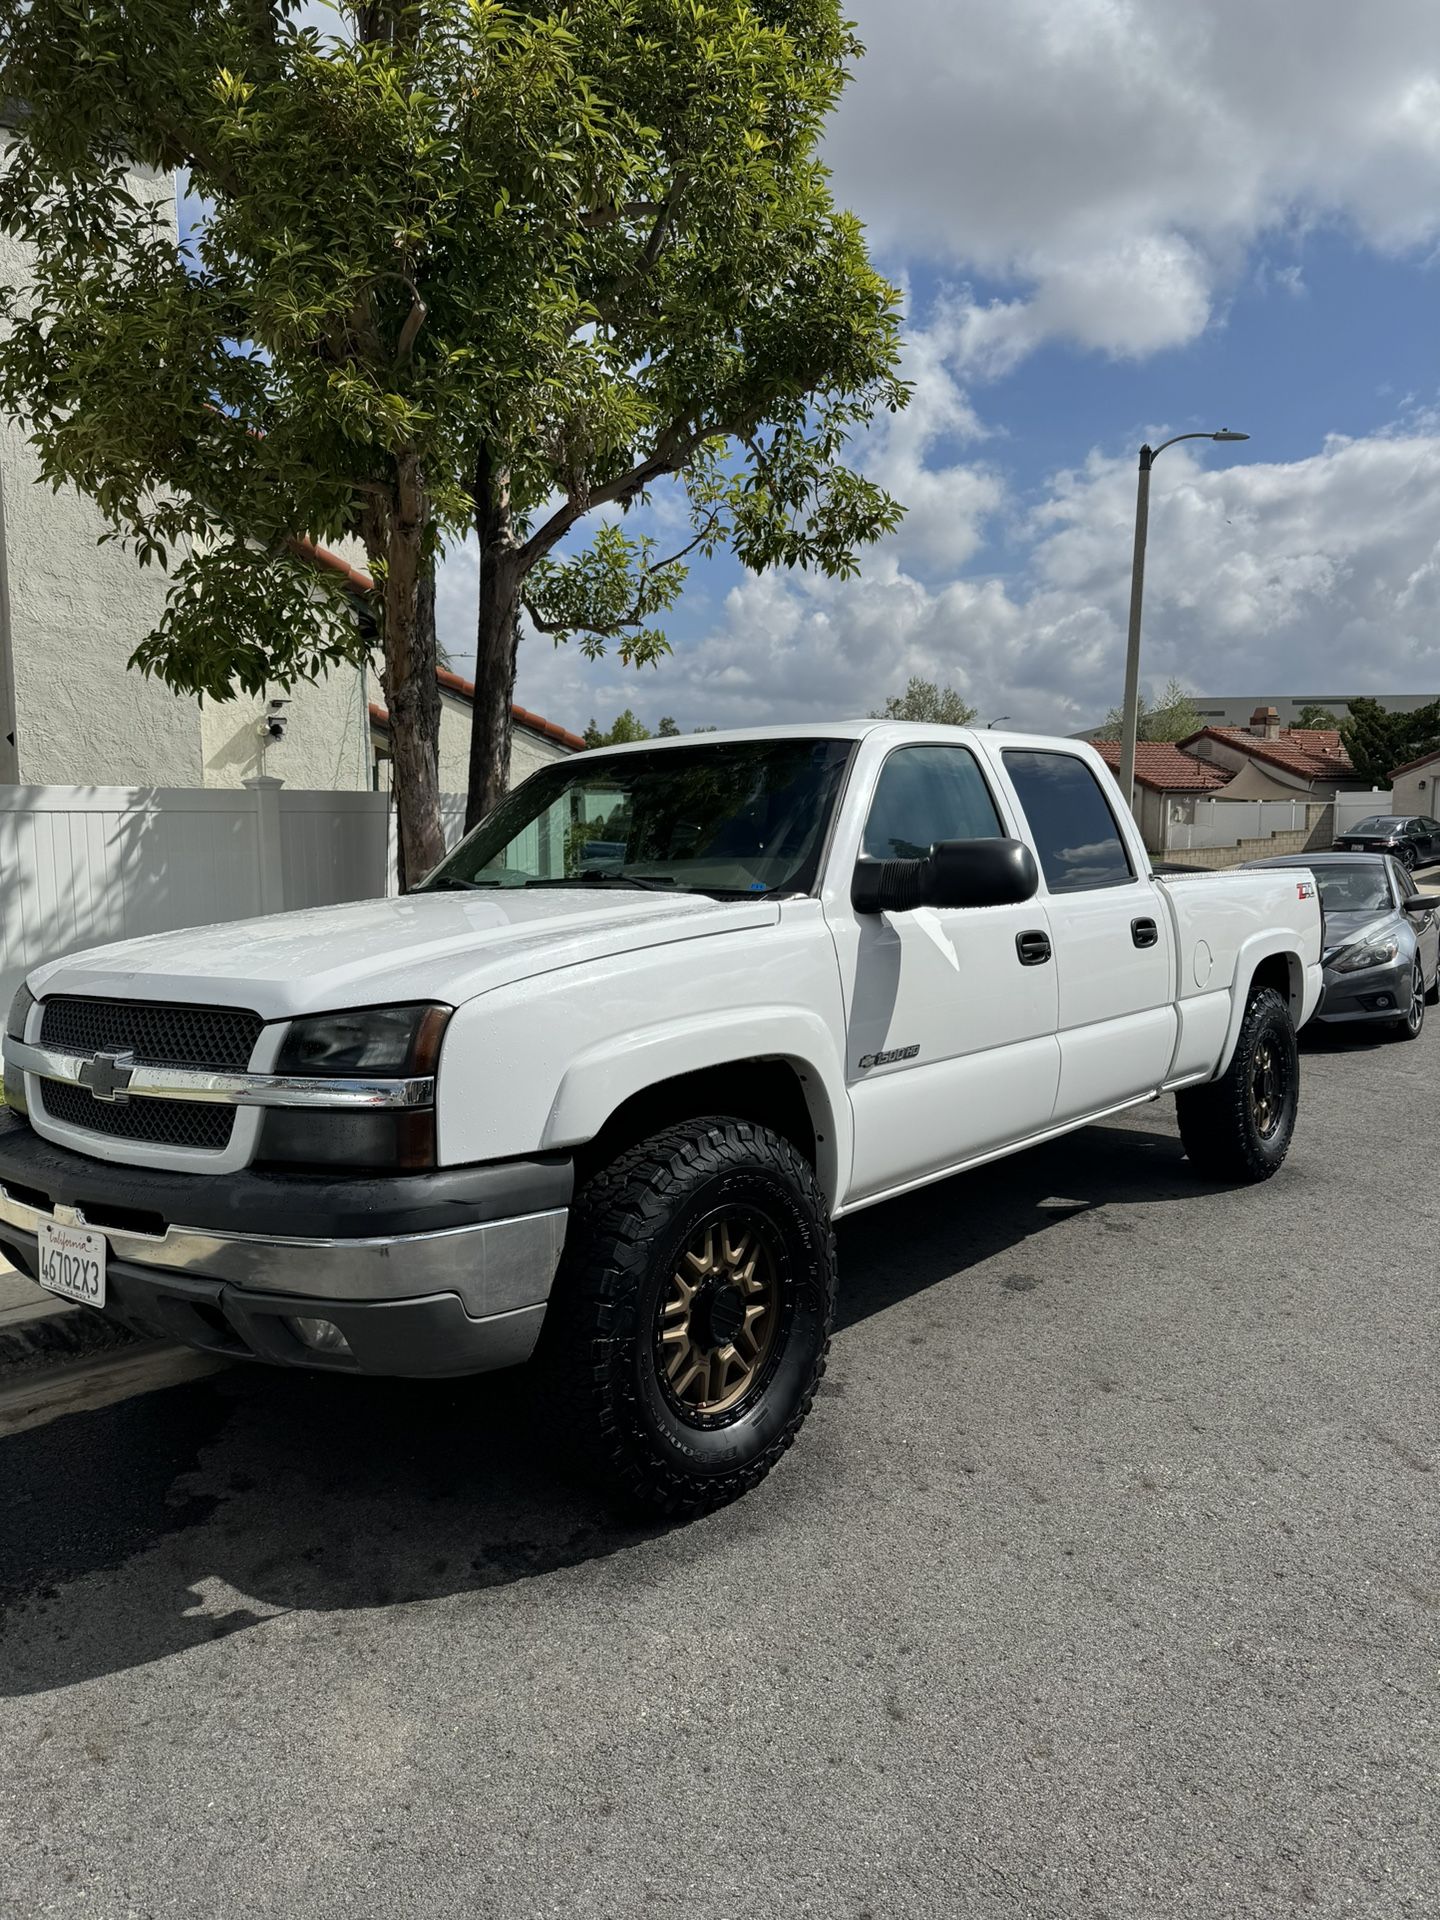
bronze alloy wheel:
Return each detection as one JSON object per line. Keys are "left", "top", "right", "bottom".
{"left": 1249, "top": 1037, "right": 1286, "bottom": 1139}
{"left": 657, "top": 1210, "right": 782, "bottom": 1419}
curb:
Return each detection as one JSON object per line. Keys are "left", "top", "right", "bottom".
{"left": 0, "top": 1289, "right": 141, "bottom": 1379}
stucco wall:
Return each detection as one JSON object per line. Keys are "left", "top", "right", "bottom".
{"left": 0, "top": 147, "right": 206, "bottom": 787}
{"left": 201, "top": 658, "right": 371, "bottom": 790}
{"left": 1392, "top": 765, "right": 1440, "bottom": 815}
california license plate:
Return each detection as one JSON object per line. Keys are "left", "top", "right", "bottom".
{"left": 36, "top": 1220, "right": 106, "bottom": 1310}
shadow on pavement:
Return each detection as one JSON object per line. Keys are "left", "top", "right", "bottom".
{"left": 1, "top": 1118, "right": 1218, "bottom": 1696}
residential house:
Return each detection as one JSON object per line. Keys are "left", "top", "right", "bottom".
{"left": 1390, "top": 747, "right": 1440, "bottom": 817}
{"left": 1091, "top": 740, "right": 1230, "bottom": 852}
{"left": 369, "top": 670, "right": 584, "bottom": 791}
{"left": 1178, "top": 706, "right": 1367, "bottom": 800}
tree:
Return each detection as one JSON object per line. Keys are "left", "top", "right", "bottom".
{"left": 1294, "top": 704, "right": 1341, "bottom": 730}
{"left": 584, "top": 709, "right": 652, "bottom": 748}
{"left": 0, "top": 1, "right": 906, "bottom": 879}
{"left": 1093, "top": 679, "right": 1203, "bottom": 744}
{"left": 871, "top": 678, "right": 978, "bottom": 726}
{"left": 1340, "top": 697, "right": 1440, "bottom": 786}
{"left": 657, "top": 715, "right": 681, "bottom": 737}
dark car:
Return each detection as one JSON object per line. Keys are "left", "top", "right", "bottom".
{"left": 1243, "top": 852, "right": 1439, "bottom": 1040}
{"left": 1332, "top": 814, "right": 1440, "bottom": 870}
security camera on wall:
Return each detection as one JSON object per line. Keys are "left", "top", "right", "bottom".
{"left": 262, "top": 697, "right": 290, "bottom": 742}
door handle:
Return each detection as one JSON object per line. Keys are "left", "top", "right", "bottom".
{"left": 1015, "top": 929, "right": 1052, "bottom": 967}
{"left": 1131, "top": 916, "right": 1159, "bottom": 949}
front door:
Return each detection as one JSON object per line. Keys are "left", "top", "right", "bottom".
{"left": 1000, "top": 748, "right": 1178, "bottom": 1120}
{"left": 829, "top": 743, "right": 1061, "bottom": 1203}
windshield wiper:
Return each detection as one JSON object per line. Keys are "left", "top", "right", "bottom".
{"left": 424, "top": 876, "right": 502, "bottom": 891}
{"left": 522, "top": 873, "right": 678, "bottom": 893}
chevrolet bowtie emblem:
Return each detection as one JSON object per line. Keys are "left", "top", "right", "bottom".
{"left": 79, "top": 1050, "right": 136, "bottom": 1104}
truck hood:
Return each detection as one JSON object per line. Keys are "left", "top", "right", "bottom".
{"left": 30, "top": 888, "right": 780, "bottom": 1019}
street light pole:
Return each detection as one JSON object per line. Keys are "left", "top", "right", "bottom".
{"left": 1117, "top": 428, "right": 1250, "bottom": 811}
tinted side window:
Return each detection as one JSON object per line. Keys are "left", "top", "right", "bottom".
{"left": 1003, "top": 750, "right": 1135, "bottom": 893}
{"left": 863, "top": 747, "right": 1003, "bottom": 861}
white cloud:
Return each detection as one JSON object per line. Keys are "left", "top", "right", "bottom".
{"left": 828, "top": 0, "right": 1440, "bottom": 368}
{"left": 505, "top": 428, "right": 1440, "bottom": 736}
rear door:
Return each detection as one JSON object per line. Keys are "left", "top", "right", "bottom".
{"left": 828, "top": 741, "right": 1060, "bottom": 1202}
{"left": 1000, "top": 748, "right": 1178, "bottom": 1121}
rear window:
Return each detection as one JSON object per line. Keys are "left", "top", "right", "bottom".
{"left": 1003, "top": 750, "right": 1135, "bottom": 893}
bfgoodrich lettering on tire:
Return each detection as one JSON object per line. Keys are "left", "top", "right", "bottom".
{"left": 545, "top": 1118, "right": 836, "bottom": 1516}
{"left": 1176, "top": 985, "right": 1299, "bottom": 1183}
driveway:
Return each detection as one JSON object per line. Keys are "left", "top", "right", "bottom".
{"left": 1, "top": 1019, "right": 1435, "bottom": 1919}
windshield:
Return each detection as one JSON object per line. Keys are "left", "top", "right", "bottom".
{"left": 1349, "top": 817, "right": 1405, "bottom": 834}
{"left": 1311, "top": 864, "right": 1394, "bottom": 912}
{"left": 418, "top": 737, "right": 854, "bottom": 898}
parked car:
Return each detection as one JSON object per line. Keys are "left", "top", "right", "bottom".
{"left": 1, "top": 725, "right": 1322, "bottom": 1514}
{"left": 1331, "top": 814, "right": 1440, "bottom": 870}
{"left": 1244, "top": 852, "right": 1438, "bottom": 1040}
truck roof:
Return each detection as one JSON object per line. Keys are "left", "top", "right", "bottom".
{"left": 572, "top": 721, "right": 1052, "bottom": 757}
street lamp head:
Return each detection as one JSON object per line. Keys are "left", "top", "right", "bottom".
{"left": 1211, "top": 429, "right": 1249, "bottom": 442}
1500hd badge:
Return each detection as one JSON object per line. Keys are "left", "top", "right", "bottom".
{"left": 858, "top": 1044, "right": 920, "bottom": 1070}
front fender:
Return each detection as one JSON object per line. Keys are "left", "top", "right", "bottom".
{"left": 542, "top": 1006, "right": 851, "bottom": 1206}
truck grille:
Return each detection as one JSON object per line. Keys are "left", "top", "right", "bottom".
{"left": 34, "top": 996, "right": 262, "bottom": 1154}
{"left": 40, "top": 997, "right": 262, "bottom": 1071}
{"left": 37, "top": 1080, "right": 235, "bottom": 1154}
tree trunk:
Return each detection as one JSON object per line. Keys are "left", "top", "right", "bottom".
{"left": 370, "top": 456, "right": 445, "bottom": 882}
{"left": 465, "top": 449, "right": 521, "bottom": 831}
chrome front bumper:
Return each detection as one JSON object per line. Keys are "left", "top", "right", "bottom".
{"left": 0, "top": 1159, "right": 570, "bottom": 1379}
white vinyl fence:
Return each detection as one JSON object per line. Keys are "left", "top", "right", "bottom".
{"left": 1333, "top": 790, "right": 1395, "bottom": 832}
{"left": 0, "top": 780, "right": 395, "bottom": 1012}
{"left": 1167, "top": 798, "right": 1312, "bottom": 851}
{"left": 1165, "top": 788, "right": 1394, "bottom": 853}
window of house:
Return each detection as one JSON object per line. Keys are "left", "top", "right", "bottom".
{"left": 861, "top": 746, "right": 1004, "bottom": 862}
{"left": 1003, "top": 750, "right": 1135, "bottom": 892}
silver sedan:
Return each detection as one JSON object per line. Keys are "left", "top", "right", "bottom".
{"left": 1243, "top": 852, "right": 1440, "bottom": 1041}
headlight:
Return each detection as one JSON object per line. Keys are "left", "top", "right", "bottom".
{"left": 258, "top": 1003, "right": 451, "bottom": 1171}
{"left": 3, "top": 983, "right": 35, "bottom": 1117}
{"left": 274, "top": 1003, "right": 450, "bottom": 1077}
{"left": 1333, "top": 936, "right": 1400, "bottom": 973}
{"left": 6, "top": 982, "right": 34, "bottom": 1042}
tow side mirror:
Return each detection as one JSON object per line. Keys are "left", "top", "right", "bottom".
{"left": 852, "top": 837, "right": 1040, "bottom": 915}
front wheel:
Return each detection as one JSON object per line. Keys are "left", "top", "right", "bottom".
{"left": 1176, "top": 985, "right": 1299, "bottom": 1182}
{"left": 545, "top": 1118, "right": 836, "bottom": 1516}
{"left": 1390, "top": 960, "right": 1426, "bottom": 1040}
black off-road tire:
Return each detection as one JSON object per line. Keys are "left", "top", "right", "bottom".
{"left": 543, "top": 1117, "right": 836, "bottom": 1517}
{"left": 1176, "top": 985, "right": 1299, "bottom": 1183}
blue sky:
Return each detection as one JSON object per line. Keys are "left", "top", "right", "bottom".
{"left": 434, "top": 0, "right": 1440, "bottom": 737}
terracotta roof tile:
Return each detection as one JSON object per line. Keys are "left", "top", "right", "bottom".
{"left": 1179, "top": 726, "right": 1354, "bottom": 781}
{"left": 1389, "top": 745, "right": 1440, "bottom": 778}
{"left": 1091, "top": 740, "right": 1230, "bottom": 793}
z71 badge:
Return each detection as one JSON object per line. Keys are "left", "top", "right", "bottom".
{"left": 858, "top": 1044, "right": 920, "bottom": 1070}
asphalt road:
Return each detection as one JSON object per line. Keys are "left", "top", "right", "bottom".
{"left": 2, "top": 1018, "right": 1436, "bottom": 1920}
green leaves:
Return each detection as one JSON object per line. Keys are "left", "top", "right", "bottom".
{"left": 0, "top": 0, "right": 906, "bottom": 768}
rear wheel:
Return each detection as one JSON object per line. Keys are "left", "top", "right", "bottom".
{"left": 1176, "top": 986, "right": 1299, "bottom": 1182}
{"left": 545, "top": 1117, "right": 836, "bottom": 1516}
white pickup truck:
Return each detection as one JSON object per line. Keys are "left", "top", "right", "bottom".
{"left": 0, "top": 724, "right": 1322, "bottom": 1511}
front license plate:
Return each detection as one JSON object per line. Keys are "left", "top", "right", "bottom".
{"left": 36, "top": 1220, "right": 106, "bottom": 1310}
